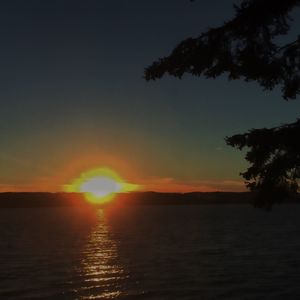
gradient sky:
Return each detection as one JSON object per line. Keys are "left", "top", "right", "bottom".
{"left": 1, "top": 0, "right": 300, "bottom": 192}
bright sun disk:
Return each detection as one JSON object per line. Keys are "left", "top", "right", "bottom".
{"left": 64, "top": 167, "right": 139, "bottom": 204}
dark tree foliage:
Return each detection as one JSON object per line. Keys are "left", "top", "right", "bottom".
{"left": 145, "top": 0, "right": 300, "bottom": 208}
{"left": 145, "top": 0, "right": 300, "bottom": 100}
{"left": 226, "top": 120, "right": 300, "bottom": 209}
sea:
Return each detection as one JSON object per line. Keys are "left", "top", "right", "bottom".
{"left": 1, "top": 204, "right": 300, "bottom": 299}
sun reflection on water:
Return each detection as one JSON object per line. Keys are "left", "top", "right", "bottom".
{"left": 79, "top": 210, "right": 126, "bottom": 299}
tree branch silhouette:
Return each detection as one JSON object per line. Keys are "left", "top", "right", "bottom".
{"left": 226, "top": 120, "right": 300, "bottom": 209}
{"left": 145, "top": 0, "right": 300, "bottom": 208}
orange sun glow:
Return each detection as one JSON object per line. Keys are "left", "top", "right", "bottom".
{"left": 64, "top": 167, "right": 139, "bottom": 204}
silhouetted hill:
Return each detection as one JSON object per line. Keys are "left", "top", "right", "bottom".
{"left": 0, "top": 192, "right": 87, "bottom": 208}
{"left": 0, "top": 192, "right": 298, "bottom": 208}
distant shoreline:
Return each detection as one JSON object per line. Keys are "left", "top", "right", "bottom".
{"left": 0, "top": 192, "right": 299, "bottom": 208}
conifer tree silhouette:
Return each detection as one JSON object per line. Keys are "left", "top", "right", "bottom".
{"left": 145, "top": 0, "right": 300, "bottom": 208}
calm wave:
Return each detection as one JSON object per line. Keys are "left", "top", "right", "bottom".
{"left": 1, "top": 205, "right": 300, "bottom": 299}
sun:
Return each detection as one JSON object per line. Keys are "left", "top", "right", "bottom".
{"left": 64, "top": 167, "right": 139, "bottom": 204}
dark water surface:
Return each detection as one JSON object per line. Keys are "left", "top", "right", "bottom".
{"left": 1, "top": 205, "right": 300, "bottom": 299}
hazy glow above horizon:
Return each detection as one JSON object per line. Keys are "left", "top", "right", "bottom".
{"left": 64, "top": 167, "right": 139, "bottom": 204}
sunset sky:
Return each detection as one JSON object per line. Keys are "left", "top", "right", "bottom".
{"left": 1, "top": 0, "right": 300, "bottom": 193}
